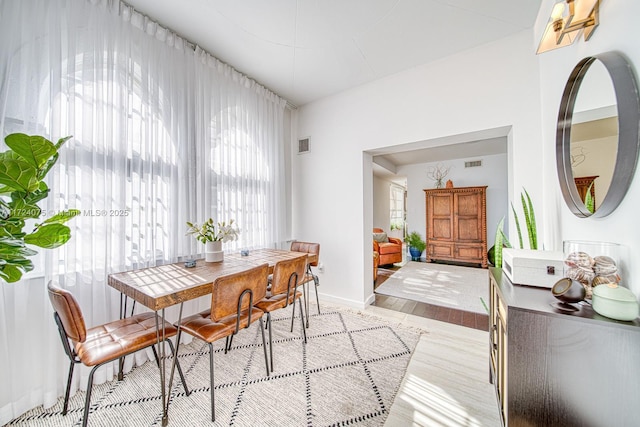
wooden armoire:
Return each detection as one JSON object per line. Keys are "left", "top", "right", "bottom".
{"left": 424, "top": 186, "right": 487, "bottom": 268}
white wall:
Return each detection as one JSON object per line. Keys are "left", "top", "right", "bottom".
{"left": 293, "top": 30, "right": 542, "bottom": 308}
{"left": 401, "top": 153, "right": 508, "bottom": 259}
{"left": 372, "top": 175, "right": 392, "bottom": 231}
{"left": 536, "top": 0, "right": 640, "bottom": 293}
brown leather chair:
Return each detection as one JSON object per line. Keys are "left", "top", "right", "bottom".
{"left": 174, "top": 263, "right": 270, "bottom": 422}
{"left": 255, "top": 255, "right": 307, "bottom": 373}
{"left": 47, "top": 282, "right": 189, "bottom": 427}
{"left": 290, "top": 241, "right": 320, "bottom": 325}
{"left": 373, "top": 227, "right": 403, "bottom": 265}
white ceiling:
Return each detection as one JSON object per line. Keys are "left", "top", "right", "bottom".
{"left": 371, "top": 126, "right": 510, "bottom": 181}
{"left": 376, "top": 136, "right": 507, "bottom": 166}
{"left": 125, "top": 0, "right": 541, "bottom": 107}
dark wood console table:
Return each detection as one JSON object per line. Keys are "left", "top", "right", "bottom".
{"left": 489, "top": 268, "right": 640, "bottom": 426}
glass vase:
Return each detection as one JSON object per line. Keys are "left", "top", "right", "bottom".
{"left": 563, "top": 240, "right": 622, "bottom": 299}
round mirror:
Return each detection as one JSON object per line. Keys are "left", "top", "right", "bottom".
{"left": 570, "top": 60, "right": 618, "bottom": 213}
{"left": 557, "top": 52, "right": 640, "bottom": 218}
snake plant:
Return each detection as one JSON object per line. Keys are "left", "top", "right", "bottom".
{"left": 492, "top": 188, "right": 537, "bottom": 267}
{"left": 512, "top": 188, "right": 537, "bottom": 250}
{"left": 585, "top": 183, "right": 595, "bottom": 213}
{"left": 492, "top": 216, "right": 512, "bottom": 268}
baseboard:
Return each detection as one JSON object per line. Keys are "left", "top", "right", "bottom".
{"left": 364, "top": 293, "right": 375, "bottom": 306}
{"left": 317, "top": 292, "right": 371, "bottom": 310}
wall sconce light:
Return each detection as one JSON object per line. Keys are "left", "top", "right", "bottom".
{"left": 537, "top": 0, "right": 600, "bottom": 54}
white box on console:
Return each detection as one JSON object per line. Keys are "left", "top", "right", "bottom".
{"left": 502, "top": 248, "right": 565, "bottom": 288}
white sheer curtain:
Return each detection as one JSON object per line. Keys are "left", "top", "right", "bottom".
{"left": 0, "top": 0, "right": 287, "bottom": 423}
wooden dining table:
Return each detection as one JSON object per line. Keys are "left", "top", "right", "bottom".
{"left": 107, "top": 248, "right": 317, "bottom": 426}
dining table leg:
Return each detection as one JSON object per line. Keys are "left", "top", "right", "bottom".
{"left": 154, "top": 309, "right": 169, "bottom": 426}
{"left": 117, "top": 294, "right": 136, "bottom": 380}
{"left": 166, "top": 302, "right": 185, "bottom": 417}
{"left": 150, "top": 302, "right": 191, "bottom": 426}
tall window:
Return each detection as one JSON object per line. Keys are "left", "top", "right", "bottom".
{"left": 390, "top": 184, "right": 405, "bottom": 233}
{"left": 0, "top": 2, "right": 287, "bottom": 423}
{"left": 44, "top": 52, "right": 178, "bottom": 273}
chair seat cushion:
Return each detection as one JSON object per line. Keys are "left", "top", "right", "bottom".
{"left": 255, "top": 290, "right": 301, "bottom": 313}
{"left": 76, "top": 312, "right": 176, "bottom": 367}
{"left": 298, "top": 273, "right": 315, "bottom": 285}
{"left": 178, "top": 307, "right": 264, "bottom": 343}
{"left": 377, "top": 242, "right": 402, "bottom": 255}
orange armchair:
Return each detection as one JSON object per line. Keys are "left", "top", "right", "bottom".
{"left": 373, "top": 228, "right": 403, "bottom": 266}
{"left": 373, "top": 251, "right": 379, "bottom": 283}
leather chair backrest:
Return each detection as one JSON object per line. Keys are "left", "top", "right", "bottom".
{"left": 47, "top": 281, "right": 87, "bottom": 343}
{"left": 290, "top": 241, "right": 320, "bottom": 267}
{"left": 210, "top": 263, "right": 268, "bottom": 321}
{"left": 271, "top": 255, "right": 307, "bottom": 297}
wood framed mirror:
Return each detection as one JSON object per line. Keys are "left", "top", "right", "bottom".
{"left": 556, "top": 52, "right": 640, "bottom": 218}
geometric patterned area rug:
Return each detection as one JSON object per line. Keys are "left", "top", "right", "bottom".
{"left": 376, "top": 261, "right": 489, "bottom": 314}
{"left": 8, "top": 304, "right": 421, "bottom": 426}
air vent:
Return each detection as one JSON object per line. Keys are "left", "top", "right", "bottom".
{"left": 298, "top": 138, "right": 310, "bottom": 154}
{"left": 465, "top": 160, "right": 482, "bottom": 168}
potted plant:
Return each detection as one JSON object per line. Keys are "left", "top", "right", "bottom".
{"left": 0, "top": 133, "right": 79, "bottom": 283}
{"left": 405, "top": 231, "right": 426, "bottom": 262}
{"left": 389, "top": 220, "right": 404, "bottom": 239}
{"left": 490, "top": 188, "right": 537, "bottom": 267}
{"left": 186, "top": 218, "right": 239, "bottom": 262}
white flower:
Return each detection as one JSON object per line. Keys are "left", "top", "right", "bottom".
{"left": 186, "top": 218, "right": 239, "bottom": 243}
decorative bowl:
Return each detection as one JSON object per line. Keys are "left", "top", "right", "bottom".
{"left": 552, "top": 278, "right": 586, "bottom": 303}
{"left": 591, "top": 284, "right": 639, "bottom": 321}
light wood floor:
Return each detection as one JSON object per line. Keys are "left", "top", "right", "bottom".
{"left": 363, "top": 305, "right": 502, "bottom": 427}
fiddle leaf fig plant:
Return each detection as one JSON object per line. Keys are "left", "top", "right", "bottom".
{"left": 0, "top": 133, "right": 79, "bottom": 283}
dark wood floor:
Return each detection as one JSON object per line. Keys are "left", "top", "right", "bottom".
{"left": 372, "top": 294, "right": 489, "bottom": 331}
{"left": 373, "top": 265, "right": 489, "bottom": 332}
